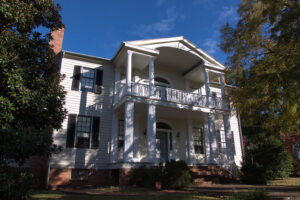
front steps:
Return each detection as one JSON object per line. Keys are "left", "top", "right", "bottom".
{"left": 189, "top": 165, "right": 237, "bottom": 185}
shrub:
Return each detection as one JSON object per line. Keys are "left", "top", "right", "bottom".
{"left": 241, "top": 133, "right": 293, "bottom": 184}
{"left": 0, "top": 162, "right": 33, "bottom": 200}
{"left": 163, "top": 160, "right": 192, "bottom": 189}
{"left": 129, "top": 160, "right": 192, "bottom": 189}
{"left": 292, "top": 159, "right": 300, "bottom": 176}
{"left": 129, "top": 165, "right": 152, "bottom": 187}
{"left": 227, "top": 190, "right": 269, "bottom": 200}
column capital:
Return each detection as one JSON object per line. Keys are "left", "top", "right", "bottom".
{"left": 149, "top": 55, "right": 156, "bottom": 60}
{"left": 127, "top": 50, "right": 133, "bottom": 56}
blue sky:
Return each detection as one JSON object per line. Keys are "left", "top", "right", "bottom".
{"left": 55, "top": 0, "right": 240, "bottom": 64}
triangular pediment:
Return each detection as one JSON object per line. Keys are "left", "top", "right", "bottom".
{"left": 126, "top": 36, "right": 225, "bottom": 70}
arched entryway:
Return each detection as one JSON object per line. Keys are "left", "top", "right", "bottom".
{"left": 156, "top": 122, "right": 173, "bottom": 163}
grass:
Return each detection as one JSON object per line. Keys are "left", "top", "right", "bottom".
{"left": 268, "top": 177, "right": 300, "bottom": 186}
{"left": 31, "top": 190, "right": 219, "bottom": 200}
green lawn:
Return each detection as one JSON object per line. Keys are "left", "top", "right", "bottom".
{"left": 268, "top": 177, "right": 300, "bottom": 186}
{"left": 31, "top": 190, "right": 219, "bottom": 200}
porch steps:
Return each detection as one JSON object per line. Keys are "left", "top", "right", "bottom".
{"left": 190, "top": 165, "right": 236, "bottom": 185}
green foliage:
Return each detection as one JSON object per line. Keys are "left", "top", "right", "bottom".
{"left": 0, "top": 162, "right": 33, "bottom": 200}
{"left": 129, "top": 161, "right": 192, "bottom": 189}
{"left": 292, "top": 159, "right": 300, "bottom": 176}
{"left": 129, "top": 165, "right": 153, "bottom": 187}
{"left": 0, "top": 0, "right": 65, "bottom": 199}
{"left": 220, "top": 0, "right": 300, "bottom": 135}
{"left": 241, "top": 133, "right": 293, "bottom": 184}
{"left": 164, "top": 160, "right": 192, "bottom": 189}
{"left": 227, "top": 190, "right": 269, "bottom": 200}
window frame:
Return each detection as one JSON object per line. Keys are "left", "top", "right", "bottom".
{"left": 75, "top": 115, "right": 93, "bottom": 149}
{"left": 118, "top": 120, "right": 125, "bottom": 149}
{"left": 216, "top": 130, "right": 226, "bottom": 154}
{"left": 193, "top": 127, "right": 204, "bottom": 154}
{"left": 80, "top": 67, "right": 96, "bottom": 92}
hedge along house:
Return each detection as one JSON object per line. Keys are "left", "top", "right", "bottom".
{"left": 48, "top": 30, "right": 244, "bottom": 187}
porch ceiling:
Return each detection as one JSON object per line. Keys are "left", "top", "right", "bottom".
{"left": 117, "top": 102, "right": 209, "bottom": 122}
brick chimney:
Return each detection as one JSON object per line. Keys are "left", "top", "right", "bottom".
{"left": 49, "top": 28, "right": 65, "bottom": 54}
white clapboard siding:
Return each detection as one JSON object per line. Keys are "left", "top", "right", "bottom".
{"left": 51, "top": 56, "right": 114, "bottom": 169}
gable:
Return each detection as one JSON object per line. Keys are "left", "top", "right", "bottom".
{"left": 127, "top": 37, "right": 225, "bottom": 70}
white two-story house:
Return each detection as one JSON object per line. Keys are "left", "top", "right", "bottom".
{"left": 48, "top": 36, "right": 243, "bottom": 187}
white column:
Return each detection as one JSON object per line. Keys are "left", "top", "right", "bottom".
{"left": 123, "top": 101, "right": 134, "bottom": 162}
{"left": 147, "top": 104, "right": 156, "bottom": 163}
{"left": 126, "top": 51, "right": 133, "bottom": 94}
{"left": 149, "top": 56, "right": 155, "bottom": 97}
{"left": 187, "top": 120, "right": 196, "bottom": 165}
{"left": 207, "top": 113, "right": 218, "bottom": 164}
{"left": 220, "top": 74, "right": 225, "bottom": 97}
{"left": 223, "top": 114, "right": 233, "bottom": 161}
{"left": 110, "top": 111, "right": 119, "bottom": 163}
{"left": 133, "top": 114, "right": 140, "bottom": 161}
{"left": 113, "top": 67, "right": 121, "bottom": 104}
{"left": 220, "top": 74, "right": 227, "bottom": 109}
{"left": 204, "top": 123, "right": 210, "bottom": 163}
{"left": 204, "top": 69, "right": 210, "bottom": 107}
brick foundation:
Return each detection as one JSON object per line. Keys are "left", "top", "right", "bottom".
{"left": 30, "top": 156, "right": 49, "bottom": 189}
{"left": 48, "top": 165, "right": 235, "bottom": 188}
{"left": 48, "top": 168, "right": 117, "bottom": 188}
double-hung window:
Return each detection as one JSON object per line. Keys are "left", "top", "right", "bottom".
{"left": 216, "top": 130, "right": 226, "bottom": 153}
{"left": 81, "top": 67, "right": 95, "bottom": 92}
{"left": 76, "top": 116, "right": 92, "bottom": 148}
{"left": 66, "top": 114, "right": 100, "bottom": 149}
{"left": 118, "top": 120, "right": 124, "bottom": 149}
{"left": 71, "top": 65, "right": 103, "bottom": 94}
{"left": 193, "top": 127, "right": 204, "bottom": 154}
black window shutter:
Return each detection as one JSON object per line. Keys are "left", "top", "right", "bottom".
{"left": 94, "top": 69, "right": 103, "bottom": 94}
{"left": 71, "top": 65, "right": 81, "bottom": 90}
{"left": 66, "top": 114, "right": 77, "bottom": 148}
{"left": 91, "top": 117, "right": 100, "bottom": 148}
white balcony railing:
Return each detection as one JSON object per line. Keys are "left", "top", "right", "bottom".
{"left": 116, "top": 83, "right": 228, "bottom": 110}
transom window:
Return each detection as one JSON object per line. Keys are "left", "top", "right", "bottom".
{"left": 118, "top": 120, "right": 124, "bottom": 149}
{"left": 154, "top": 77, "right": 170, "bottom": 87}
{"left": 81, "top": 67, "right": 95, "bottom": 92}
{"left": 193, "top": 127, "right": 204, "bottom": 154}
{"left": 76, "top": 116, "right": 92, "bottom": 148}
{"left": 216, "top": 130, "right": 226, "bottom": 153}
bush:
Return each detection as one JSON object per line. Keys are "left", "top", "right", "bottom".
{"left": 129, "top": 165, "right": 152, "bottom": 187}
{"left": 227, "top": 190, "right": 269, "bottom": 200}
{"left": 241, "top": 133, "right": 293, "bottom": 184}
{"left": 129, "top": 160, "right": 191, "bottom": 189}
{"left": 163, "top": 160, "right": 192, "bottom": 189}
{"left": 292, "top": 159, "right": 300, "bottom": 176}
{"left": 0, "top": 163, "right": 33, "bottom": 200}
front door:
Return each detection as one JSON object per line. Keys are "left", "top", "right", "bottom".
{"left": 156, "top": 131, "right": 169, "bottom": 163}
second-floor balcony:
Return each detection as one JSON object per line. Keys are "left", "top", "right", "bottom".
{"left": 115, "top": 82, "right": 229, "bottom": 110}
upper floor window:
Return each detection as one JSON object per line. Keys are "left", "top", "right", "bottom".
{"left": 81, "top": 67, "right": 95, "bottom": 92}
{"left": 71, "top": 65, "right": 103, "bottom": 94}
{"left": 66, "top": 114, "right": 100, "bottom": 149}
{"left": 193, "top": 127, "right": 204, "bottom": 154}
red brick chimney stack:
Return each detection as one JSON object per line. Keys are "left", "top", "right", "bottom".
{"left": 49, "top": 28, "right": 65, "bottom": 54}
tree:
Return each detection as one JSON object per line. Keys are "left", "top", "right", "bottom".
{"left": 0, "top": 0, "right": 66, "bottom": 198}
{"left": 241, "top": 133, "right": 293, "bottom": 184}
{"left": 220, "top": 0, "right": 300, "bottom": 135}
